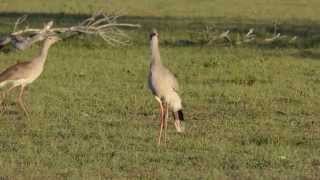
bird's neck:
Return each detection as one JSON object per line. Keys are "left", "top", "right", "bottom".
{"left": 37, "top": 41, "right": 52, "bottom": 64}
{"left": 150, "top": 37, "right": 162, "bottom": 65}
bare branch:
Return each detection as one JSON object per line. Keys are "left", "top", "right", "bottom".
{"left": 1, "top": 12, "right": 140, "bottom": 51}
{"left": 243, "top": 28, "right": 255, "bottom": 43}
{"left": 196, "top": 25, "right": 298, "bottom": 46}
{"left": 265, "top": 33, "right": 281, "bottom": 42}
{"left": 289, "top": 36, "right": 298, "bottom": 43}
{"left": 13, "top": 15, "right": 28, "bottom": 32}
{"left": 219, "top": 30, "right": 231, "bottom": 42}
{"left": 246, "top": 28, "right": 255, "bottom": 38}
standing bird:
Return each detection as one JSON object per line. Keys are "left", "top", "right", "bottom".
{"left": 0, "top": 35, "right": 61, "bottom": 117}
{"left": 148, "top": 29, "right": 185, "bottom": 145}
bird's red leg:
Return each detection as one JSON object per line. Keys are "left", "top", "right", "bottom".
{"left": 158, "top": 102, "right": 164, "bottom": 145}
{"left": 155, "top": 97, "right": 164, "bottom": 145}
{"left": 1, "top": 85, "right": 17, "bottom": 102}
{"left": 164, "top": 102, "right": 169, "bottom": 145}
{"left": 0, "top": 91, "right": 5, "bottom": 113}
{"left": 0, "top": 91, "right": 5, "bottom": 105}
{"left": 17, "top": 85, "right": 29, "bottom": 118}
{"left": 1, "top": 85, "right": 18, "bottom": 112}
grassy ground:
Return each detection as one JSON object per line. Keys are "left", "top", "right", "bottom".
{"left": 0, "top": 1, "right": 320, "bottom": 179}
{"left": 1, "top": 0, "right": 320, "bottom": 21}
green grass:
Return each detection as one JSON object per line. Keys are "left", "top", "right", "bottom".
{"left": 0, "top": 1, "right": 320, "bottom": 179}
{"left": 1, "top": 0, "right": 320, "bottom": 22}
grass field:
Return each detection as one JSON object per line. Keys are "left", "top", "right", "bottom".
{"left": 0, "top": 1, "right": 320, "bottom": 179}
{"left": 1, "top": 0, "right": 320, "bottom": 21}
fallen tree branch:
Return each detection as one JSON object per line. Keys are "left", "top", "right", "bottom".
{"left": 0, "top": 12, "right": 141, "bottom": 51}
{"left": 192, "top": 25, "right": 299, "bottom": 47}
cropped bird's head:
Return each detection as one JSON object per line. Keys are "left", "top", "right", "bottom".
{"left": 149, "top": 29, "right": 158, "bottom": 40}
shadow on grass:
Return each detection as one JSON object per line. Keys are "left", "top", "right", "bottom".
{"left": 0, "top": 12, "right": 320, "bottom": 48}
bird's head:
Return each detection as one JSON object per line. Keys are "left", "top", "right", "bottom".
{"left": 149, "top": 29, "right": 159, "bottom": 40}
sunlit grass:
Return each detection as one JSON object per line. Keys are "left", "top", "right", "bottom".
{"left": 0, "top": 1, "right": 319, "bottom": 179}
{"left": 0, "top": 38, "right": 319, "bottom": 178}
{"left": 0, "top": 0, "right": 320, "bottom": 21}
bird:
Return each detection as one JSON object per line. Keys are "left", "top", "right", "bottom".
{"left": 148, "top": 29, "right": 185, "bottom": 145}
{"left": 0, "top": 35, "right": 61, "bottom": 117}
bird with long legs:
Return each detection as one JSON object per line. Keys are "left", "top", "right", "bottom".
{"left": 0, "top": 35, "right": 60, "bottom": 117}
{"left": 148, "top": 29, "right": 185, "bottom": 145}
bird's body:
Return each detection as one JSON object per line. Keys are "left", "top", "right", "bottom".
{"left": 0, "top": 60, "right": 43, "bottom": 88}
{"left": 148, "top": 29, "right": 184, "bottom": 145}
{"left": 0, "top": 35, "right": 60, "bottom": 116}
{"left": 148, "top": 61, "right": 182, "bottom": 112}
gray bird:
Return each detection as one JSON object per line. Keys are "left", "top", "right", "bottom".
{"left": 148, "top": 29, "right": 185, "bottom": 145}
{"left": 0, "top": 35, "right": 60, "bottom": 117}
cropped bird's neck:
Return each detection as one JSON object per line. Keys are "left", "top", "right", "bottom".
{"left": 37, "top": 41, "right": 52, "bottom": 63}
{"left": 150, "top": 37, "right": 162, "bottom": 65}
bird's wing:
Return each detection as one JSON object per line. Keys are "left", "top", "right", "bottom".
{"left": 0, "top": 61, "right": 32, "bottom": 82}
{"left": 148, "top": 71, "right": 157, "bottom": 95}
{"left": 163, "top": 67, "right": 179, "bottom": 91}
{"left": 170, "top": 74, "right": 179, "bottom": 91}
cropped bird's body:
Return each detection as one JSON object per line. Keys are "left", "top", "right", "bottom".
{"left": 0, "top": 36, "right": 60, "bottom": 117}
{"left": 148, "top": 29, "right": 184, "bottom": 145}
{"left": 0, "top": 58, "right": 45, "bottom": 88}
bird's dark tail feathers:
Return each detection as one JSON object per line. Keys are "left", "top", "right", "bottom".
{"left": 173, "top": 110, "right": 185, "bottom": 132}
{"left": 177, "top": 110, "right": 184, "bottom": 121}
{"left": 173, "top": 110, "right": 184, "bottom": 121}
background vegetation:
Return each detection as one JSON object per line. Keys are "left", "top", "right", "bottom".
{"left": 0, "top": 0, "right": 319, "bottom": 179}
{"left": 0, "top": 0, "right": 320, "bottom": 21}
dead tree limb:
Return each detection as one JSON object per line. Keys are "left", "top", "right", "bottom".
{"left": 0, "top": 12, "right": 141, "bottom": 51}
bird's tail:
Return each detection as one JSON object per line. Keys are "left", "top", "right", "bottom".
{"left": 166, "top": 91, "right": 185, "bottom": 132}
{"left": 173, "top": 109, "right": 185, "bottom": 133}
{"left": 176, "top": 110, "right": 184, "bottom": 121}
